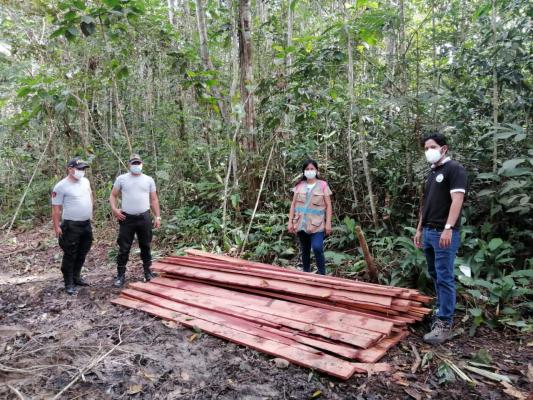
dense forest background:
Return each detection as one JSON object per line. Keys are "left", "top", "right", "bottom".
{"left": 0, "top": 0, "right": 531, "bottom": 331}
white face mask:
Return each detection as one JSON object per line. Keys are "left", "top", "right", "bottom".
{"left": 304, "top": 170, "right": 317, "bottom": 180}
{"left": 425, "top": 148, "right": 442, "bottom": 164}
{"left": 72, "top": 169, "right": 85, "bottom": 180}
{"left": 130, "top": 164, "right": 143, "bottom": 174}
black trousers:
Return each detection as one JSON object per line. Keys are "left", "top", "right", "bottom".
{"left": 58, "top": 220, "right": 93, "bottom": 285}
{"left": 116, "top": 212, "right": 153, "bottom": 270}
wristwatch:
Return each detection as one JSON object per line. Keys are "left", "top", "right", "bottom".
{"left": 156, "top": 216, "right": 161, "bottom": 221}
{"left": 444, "top": 224, "right": 453, "bottom": 230}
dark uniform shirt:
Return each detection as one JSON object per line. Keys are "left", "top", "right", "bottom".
{"left": 422, "top": 158, "right": 468, "bottom": 228}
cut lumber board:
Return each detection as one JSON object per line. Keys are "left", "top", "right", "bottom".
{"left": 120, "top": 289, "right": 315, "bottom": 352}
{"left": 352, "top": 331, "right": 410, "bottom": 363}
{"left": 183, "top": 250, "right": 420, "bottom": 297}
{"left": 260, "top": 326, "right": 361, "bottom": 359}
{"left": 168, "top": 255, "right": 407, "bottom": 297}
{"left": 150, "top": 277, "right": 394, "bottom": 335}
{"left": 128, "top": 282, "right": 382, "bottom": 348}
{"left": 153, "top": 262, "right": 393, "bottom": 307}
{"left": 169, "top": 277, "right": 409, "bottom": 327}
{"left": 111, "top": 296, "right": 361, "bottom": 379}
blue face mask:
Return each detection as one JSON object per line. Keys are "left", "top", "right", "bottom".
{"left": 130, "top": 164, "right": 142, "bottom": 174}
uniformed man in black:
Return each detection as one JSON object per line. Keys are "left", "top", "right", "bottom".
{"left": 109, "top": 154, "right": 161, "bottom": 287}
{"left": 52, "top": 157, "right": 94, "bottom": 295}
{"left": 414, "top": 133, "right": 467, "bottom": 344}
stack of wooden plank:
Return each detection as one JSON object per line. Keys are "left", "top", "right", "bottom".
{"left": 112, "top": 249, "right": 432, "bottom": 380}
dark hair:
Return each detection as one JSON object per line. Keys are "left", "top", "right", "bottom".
{"left": 421, "top": 132, "right": 447, "bottom": 147}
{"left": 296, "top": 159, "right": 320, "bottom": 184}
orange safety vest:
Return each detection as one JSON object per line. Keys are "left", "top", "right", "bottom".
{"left": 292, "top": 180, "right": 331, "bottom": 234}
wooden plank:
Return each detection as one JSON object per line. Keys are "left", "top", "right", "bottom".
{"left": 352, "top": 331, "right": 410, "bottom": 363}
{"left": 181, "top": 251, "right": 409, "bottom": 291}
{"left": 169, "top": 255, "right": 406, "bottom": 297}
{"left": 177, "top": 278, "right": 409, "bottom": 327}
{"left": 150, "top": 277, "right": 394, "bottom": 335}
{"left": 260, "top": 326, "right": 360, "bottom": 359}
{"left": 120, "top": 289, "right": 315, "bottom": 352}
{"left": 176, "top": 254, "right": 412, "bottom": 297}
{"left": 111, "top": 296, "right": 360, "bottom": 379}
{"left": 182, "top": 250, "right": 422, "bottom": 299}
{"left": 128, "top": 283, "right": 381, "bottom": 348}
{"left": 153, "top": 262, "right": 392, "bottom": 307}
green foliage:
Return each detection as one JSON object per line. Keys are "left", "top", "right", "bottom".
{"left": 459, "top": 270, "right": 533, "bottom": 334}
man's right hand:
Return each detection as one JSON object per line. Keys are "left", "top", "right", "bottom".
{"left": 113, "top": 208, "right": 126, "bottom": 221}
{"left": 54, "top": 226, "right": 62, "bottom": 238}
{"left": 413, "top": 228, "right": 422, "bottom": 248}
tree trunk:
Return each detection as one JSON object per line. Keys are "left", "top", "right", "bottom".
{"left": 167, "top": 0, "right": 176, "bottom": 25}
{"left": 398, "top": 0, "right": 413, "bottom": 188}
{"left": 238, "top": 0, "right": 255, "bottom": 151}
{"left": 195, "top": 0, "right": 228, "bottom": 122}
{"left": 343, "top": 3, "right": 359, "bottom": 208}
{"left": 491, "top": 0, "right": 499, "bottom": 173}
{"left": 284, "top": 0, "right": 294, "bottom": 129}
{"left": 431, "top": 0, "right": 438, "bottom": 128}
{"left": 229, "top": 0, "right": 240, "bottom": 188}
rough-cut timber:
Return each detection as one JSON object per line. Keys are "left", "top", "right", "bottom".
{"left": 112, "top": 250, "right": 432, "bottom": 379}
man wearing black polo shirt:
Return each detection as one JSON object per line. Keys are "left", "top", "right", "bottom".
{"left": 414, "top": 133, "right": 467, "bottom": 344}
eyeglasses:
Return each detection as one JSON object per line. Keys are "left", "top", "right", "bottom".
{"left": 130, "top": 161, "right": 142, "bottom": 165}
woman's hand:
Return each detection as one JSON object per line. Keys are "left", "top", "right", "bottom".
{"left": 325, "top": 222, "right": 332, "bottom": 236}
{"left": 288, "top": 222, "right": 295, "bottom": 234}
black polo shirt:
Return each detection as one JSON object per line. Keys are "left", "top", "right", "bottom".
{"left": 422, "top": 158, "right": 467, "bottom": 228}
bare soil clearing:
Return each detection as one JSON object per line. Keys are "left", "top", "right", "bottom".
{"left": 1, "top": 226, "right": 531, "bottom": 399}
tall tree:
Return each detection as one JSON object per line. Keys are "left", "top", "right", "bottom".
{"left": 195, "top": 0, "right": 228, "bottom": 122}
{"left": 238, "top": 0, "right": 255, "bottom": 151}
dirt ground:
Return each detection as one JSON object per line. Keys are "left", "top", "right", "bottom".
{"left": 0, "top": 225, "right": 531, "bottom": 400}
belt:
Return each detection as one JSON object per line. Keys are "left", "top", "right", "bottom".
{"left": 124, "top": 211, "right": 150, "bottom": 217}
{"left": 424, "top": 223, "right": 444, "bottom": 230}
{"left": 63, "top": 219, "right": 91, "bottom": 225}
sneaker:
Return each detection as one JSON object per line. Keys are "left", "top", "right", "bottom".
{"left": 423, "top": 319, "right": 453, "bottom": 344}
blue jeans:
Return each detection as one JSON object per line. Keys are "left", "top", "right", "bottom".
{"left": 423, "top": 227, "right": 460, "bottom": 324}
{"left": 297, "top": 231, "right": 326, "bottom": 275}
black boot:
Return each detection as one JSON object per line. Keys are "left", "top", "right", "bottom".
{"left": 73, "top": 268, "right": 90, "bottom": 286}
{"left": 113, "top": 267, "right": 126, "bottom": 288}
{"left": 143, "top": 264, "right": 157, "bottom": 282}
{"left": 64, "top": 274, "right": 77, "bottom": 295}
{"left": 74, "top": 276, "right": 90, "bottom": 286}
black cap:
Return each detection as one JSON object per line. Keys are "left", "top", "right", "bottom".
{"left": 67, "top": 157, "right": 90, "bottom": 169}
{"left": 128, "top": 153, "right": 143, "bottom": 163}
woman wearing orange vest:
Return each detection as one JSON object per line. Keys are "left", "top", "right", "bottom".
{"left": 288, "top": 159, "right": 333, "bottom": 275}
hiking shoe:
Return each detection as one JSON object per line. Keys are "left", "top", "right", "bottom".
{"left": 423, "top": 319, "right": 452, "bottom": 344}
{"left": 113, "top": 274, "right": 125, "bottom": 288}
